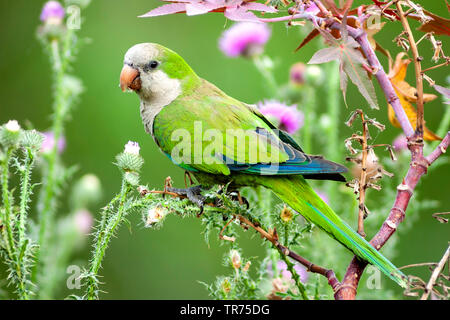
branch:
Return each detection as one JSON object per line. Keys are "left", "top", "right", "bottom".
{"left": 261, "top": 6, "right": 448, "bottom": 300}
{"left": 396, "top": 1, "right": 424, "bottom": 138}
{"left": 260, "top": 12, "right": 415, "bottom": 138}
{"left": 334, "top": 132, "right": 450, "bottom": 299}
{"left": 235, "top": 215, "right": 341, "bottom": 292}
{"left": 420, "top": 245, "right": 450, "bottom": 300}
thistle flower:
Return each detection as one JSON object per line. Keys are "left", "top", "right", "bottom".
{"left": 258, "top": 100, "right": 304, "bottom": 134}
{"left": 393, "top": 134, "right": 408, "bottom": 151}
{"left": 40, "top": 1, "right": 65, "bottom": 25}
{"left": 289, "top": 62, "right": 306, "bottom": 86}
{"left": 124, "top": 141, "right": 140, "bottom": 155}
{"left": 144, "top": 206, "right": 168, "bottom": 227}
{"left": 219, "top": 22, "right": 271, "bottom": 58}
{"left": 74, "top": 209, "right": 93, "bottom": 235}
{"left": 0, "top": 120, "right": 22, "bottom": 147}
{"left": 280, "top": 205, "right": 294, "bottom": 222}
{"left": 5, "top": 120, "right": 20, "bottom": 133}
{"left": 41, "top": 131, "right": 66, "bottom": 154}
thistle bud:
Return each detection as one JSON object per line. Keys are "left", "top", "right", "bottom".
{"left": 116, "top": 141, "right": 144, "bottom": 172}
{"left": 230, "top": 249, "right": 241, "bottom": 270}
{"left": 221, "top": 278, "right": 232, "bottom": 295}
{"left": 74, "top": 209, "right": 93, "bottom": 235}
{"left": 289, "top": 62, "right": 306, "bottom": 86}
{"left": 71, "top": 174, "right": 102, "bottom": 209}
{"left": 305, "top": 65, "right": 324, "bottom": 86}
{"left": 21, "top": 130, "right": 44, "bottom": 151}
{"left": 40, "top": 1, "right": 65, "bottom": 25}
{"left": 0, "top": 120, "right": 22, "bottom": 148}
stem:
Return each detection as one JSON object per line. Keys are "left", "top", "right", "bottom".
{"left": 420, "top": 245, "right": 450, "bottom": 300}
{"left": 33, "top": 36, "right": 71, "bottom": 283}
{"left": 396, "top": 1, "right": 424, "bottom": 138}
{"left": 357, "top": 112, "right": 368, "bottom": 238}
{"left": 236, "top": 215, "right": 340, "bottom": 293}
{"left": 18, "top": 149, "right": 33, "bottom": 246}
{"left": 0, "top": 148, "right": 29, "bottom": 299}
{"left": 279, "top": 252, "right": 308, "bottom": 300}
{"left": 302, "top": 86, "right": 316, "bottom": 153}
{"left": 86, "top": 180, "right": 131, "bottom": 300}
{"left": 252, "top": 55, "right": 278, "bottom": 98}
{"left": 1, "top": 148, "right": 16, "bottom": 261}
{"left": 326, "top": 61, "right": 341, "bottom": 162}
{"left": 325, "top": 61, "right": 342, "bottom": 206}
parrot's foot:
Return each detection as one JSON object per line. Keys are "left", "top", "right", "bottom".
{"left": 167, "top": 185, "right": 206, "bottom": 217}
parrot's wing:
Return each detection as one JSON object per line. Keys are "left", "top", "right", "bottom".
{"left": 153, "top": 80, "right": 347, "bottom": 177}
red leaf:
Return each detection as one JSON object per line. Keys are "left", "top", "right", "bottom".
{"left": 295, "top": 29, "right": 320, "bottom": 52}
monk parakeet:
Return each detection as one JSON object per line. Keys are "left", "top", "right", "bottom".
{"left": 120, "top": 43, "right": 407, "bottom": 288}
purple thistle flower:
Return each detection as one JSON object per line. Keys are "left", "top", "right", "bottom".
{"left": 219, "top": 22, "right": 271, "bottom": 58}
{"left": 289, "top": 62, "right": 306, "bottom": 86}
{"left": 74, "top": 209, "right": 93, "bottom": 235}
{"left": 258, "top": 100, "right": 304, "bottom": 134}
{"left": 393, "top": 134, "right": 408, "bottom": 151}
{"left": 40, "top": 1, "right": 65, "bottom": 23}
{"left": 267, "top": 260, "right": 308, "bottom": 283}
{"left": 41, "top": 131, "right": 66, "bottom": 154}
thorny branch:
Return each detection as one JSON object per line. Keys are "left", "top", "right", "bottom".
{"left": 139, "top": 185, "right": 341, "bottom": 295}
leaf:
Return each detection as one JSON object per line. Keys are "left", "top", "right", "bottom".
{"left": 433, "top": 84, "right": 450, "bottom": 104}
{"left": 408, "top": 9, "right": 450, "bottom": 36}
{"left": 308, "top": 28, "right": 379, "bottom": 109}
{"left": 388, "top": 53, "right": 437, "bottom": 104}
{"left": 295, "top": 29, "right": 320, "bottom": 52}
{"left": 139, "top": 0, "right": 277, "bottom": 21}
{"left": 387, "top": 94, "right": 442, "bottom": 141}
{"left": 139, "top": 3, "right": 187, "bottom": 17}
{"left": 387, "top": 53, "right": 442, "bottom": 141}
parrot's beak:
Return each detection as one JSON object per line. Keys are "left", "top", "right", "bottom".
{"left": 120, "top": 64, "right": 141, "bottom": 92}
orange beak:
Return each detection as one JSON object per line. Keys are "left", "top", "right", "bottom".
{"left": 120, "top": 65, "right": 141, "bottom": 92}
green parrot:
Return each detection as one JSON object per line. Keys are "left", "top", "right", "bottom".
{"left": 120, "top": 43, "right": 407, "bottom": 288}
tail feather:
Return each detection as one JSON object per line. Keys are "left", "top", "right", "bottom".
{"left": 261, "top": 175, "right": 408, "bottom": 288}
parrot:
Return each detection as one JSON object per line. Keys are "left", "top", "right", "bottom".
{"left": 119, "top": 43, "right": 408, "bottom": 288}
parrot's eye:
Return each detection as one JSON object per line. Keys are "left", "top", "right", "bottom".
{"left": 148, "top": 60, "right": 159, "bottom": 69}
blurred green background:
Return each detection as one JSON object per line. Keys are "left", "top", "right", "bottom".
{"left": 0, "top": 0, "right": 448, "bottom": 299}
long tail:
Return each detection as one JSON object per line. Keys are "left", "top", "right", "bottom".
{"left": 260, "top": 175, "right": 408, "bottom": 288}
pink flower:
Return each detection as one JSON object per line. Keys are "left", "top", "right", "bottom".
{"left": 317, "top": 191, "right": 329, "bottom": 205}
{"left": 219, "top": 22, "right": 271, "bottom": 57}
{"left": 267, "top": 260, "right": 308, "bottom": 283}
{"left": 258, "top": 100, "right": 304, "bottom": 135}
{"left": 393, "top": 134, "right": 408, "bottom": 151}
{"left": 41, "top": 131, "right": 66, "bottom": 154}
{"left": 140, "top": 0, "right": 277, "bottom": 23}
{"left": 289, "top": 62, "right": 306, "bottom": 85}
{"left": 74, "top": 209, "right": 93, "bottom": 235}
{"left": 40, "top": 1, "right": 65, "bottom": 23}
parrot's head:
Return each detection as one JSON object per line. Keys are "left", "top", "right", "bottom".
{"left": 120, "top": 43, "right": 197, "bottom": 101}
